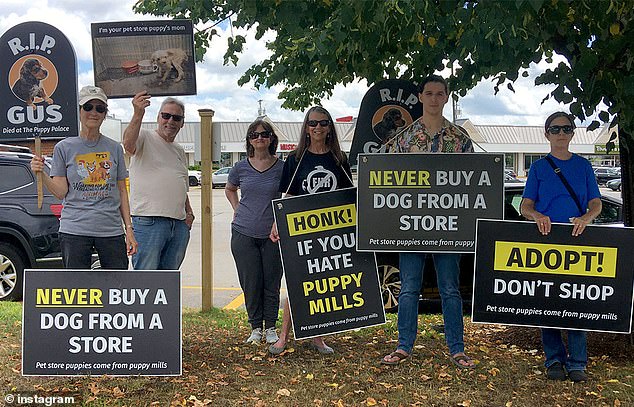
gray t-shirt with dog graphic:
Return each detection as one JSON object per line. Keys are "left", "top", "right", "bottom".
{"left": 50, "top": 135, "right": 128, "bottom": 237}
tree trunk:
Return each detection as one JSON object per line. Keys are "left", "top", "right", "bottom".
{"left": 619, "top": 129, "right": 633, "bottom": 227}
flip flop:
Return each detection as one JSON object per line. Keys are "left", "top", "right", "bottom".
{"left": 450, "top": 353, "right": 475, "bottom": 369}
{"left": 268, "top": 342, "right": 286, "bottom": 355}
{"left": 309, "top": 342, "right": 334, "bottom": 355}
{"left": 381, "top": 351, "right": 409, "bottom": 365}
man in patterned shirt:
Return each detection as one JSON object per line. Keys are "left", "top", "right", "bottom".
{"left": 381, "top": 75, "right": 475, "bottom": 368}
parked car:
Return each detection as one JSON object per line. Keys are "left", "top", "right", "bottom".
{"left": 606, "top": 178, "right": 622, "bottom": 191}
{"left": 504, "top": 168, "right": 517, "bottom": 178}
{"left": 0, "top": 146, "right": 63, "bottom": 300}
{"left": 188, "top": 170, "right": 201, "bottom": 186}
{"left": 212, "top": 167, "right": 232, "bottom": 188}
{"left": 377, "top": 183, "right": 624, "bottom": 313}
{"left": 593, "top": 167, "right": 620, "bottom": 185}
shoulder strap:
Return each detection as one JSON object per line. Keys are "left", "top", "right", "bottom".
{"left": 544, "top": 155, "right": 584, "bottom": 215}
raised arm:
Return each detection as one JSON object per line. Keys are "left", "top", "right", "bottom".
{"left": 123, "top": 91, "right": 151, "bottom": 155}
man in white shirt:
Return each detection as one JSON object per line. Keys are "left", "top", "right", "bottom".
{"left": 123, "top": 91, "right": 194, "bottom": 270}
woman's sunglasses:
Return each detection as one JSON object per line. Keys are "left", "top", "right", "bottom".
{"left": 81, "top": 103, "right": 107, "bottom": 114}
{"left": 160, "top": 112, "right": 184, "bottom": 122}
{"left": 547, "top": 125, "right": 574, "bottom": 135}
{"left": 248, "top": 131, "right": 272, "bottom": 140}
{"left": 307, "top": 119, "right": 331, "bottom": 127}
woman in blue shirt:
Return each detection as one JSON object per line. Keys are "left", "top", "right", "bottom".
{"left": 520, "top": 111, "right": 602, "bottom": 382}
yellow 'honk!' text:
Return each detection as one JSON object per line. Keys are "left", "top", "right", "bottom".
{"left": 494, "top": 241, "right": 617, "bottom": 277}
{"left": 287, "top": 204, "right": 355, "bottom": 236}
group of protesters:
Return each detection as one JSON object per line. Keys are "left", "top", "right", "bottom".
{"left": 31, "top": 74, "right": 599, "bottom": 383}
{"left": 224, "top": 74, "right": 598, "bottom": 383}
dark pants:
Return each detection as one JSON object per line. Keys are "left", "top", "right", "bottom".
{"left": 59, "top": 232, "right": 128, "bottom": 270}
{"left": 231, "top": 228, "right": 283, "bottom": 330}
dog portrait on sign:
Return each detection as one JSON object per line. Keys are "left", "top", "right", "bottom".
{"left": 91, "top": 20, "right": 196, "bottom": 98}
{"left": 1, "top": 21, "right": 79, "bottom": 141}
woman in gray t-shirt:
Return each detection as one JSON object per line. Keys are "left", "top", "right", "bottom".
{"left": 30, "top": 86, "right": 137, "bottom": 269}
{"left": 226, "top": 119, "right": 284, "bottom": 345}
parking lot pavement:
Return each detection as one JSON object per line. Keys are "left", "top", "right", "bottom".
{"left": 181, "top": 187, "right": 243, "bottom": 310}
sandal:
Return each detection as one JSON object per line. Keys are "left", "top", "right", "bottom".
{"left": 380, "top": 351, "right": 409, "bottom": 365}
{"left": 309, "top": 342, "right": 334, "bottom": 355}
{"left": 450, "top": 353, "right": 475, "bottom": 369}
{"left": 268, "top": 342, "right": 286, "bottom": 355}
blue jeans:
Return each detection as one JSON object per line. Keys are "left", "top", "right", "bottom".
{"left": 541, "top": 328, "right": 587, "bottom": 371}
{"left": 59, "top": 232, "right": 128, "bottom": 270}
{"left": 397, "top": 253, "right": 464, "bottom": 355}
{"left": 131, "top": 216, "right": 190, "bottom": 270}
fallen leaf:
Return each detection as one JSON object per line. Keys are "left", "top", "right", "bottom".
{"left": 306, "top": 373, "right": 314, "bottom": 380}
{"left": 458, "top": 401, "right": 471, "bottom": 407}
{"left": 276, "top": 388, "right": 291, "bottom": 397}
{"left": 112, "top": 387, "right": 125, "bottom": 398}
{"left": 366, "top": 397, "right": 377, "bottom": 406}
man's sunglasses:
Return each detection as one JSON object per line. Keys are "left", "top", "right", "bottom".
{"left": 307, "top": 119, "right": 331, "bottom": 127}
{"left": 82, "top": 103, "right": 107, "bottom": 114}
{"left": 160, "top": 112, "right": 184, "bottom": 122}
{"left": 547, "top": 125, "right": 574, "bottom": 135}
{"left": 248, "top": 131, "right": 272, "bottom": 140}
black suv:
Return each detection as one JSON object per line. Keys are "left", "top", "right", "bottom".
{"left": 0, "top": 144, "right": 63, "bottom": 300}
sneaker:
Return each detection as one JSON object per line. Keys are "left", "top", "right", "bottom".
{"left": 245, "top": 328, "right": 262, "bottom": 344}
{"left": 546, "top": 362, "right": 566, "bottom": 381}
{"left": 569, "top": 370, "right": 588, "bottom": 382}
{"left": 264, "top": 327, "right": 279, "bottom": 344}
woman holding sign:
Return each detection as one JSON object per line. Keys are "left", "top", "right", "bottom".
{"left": 225, "top": 119, "right": 285, "bottom": 345}
{"left": 520, "top": 111, "right": 602, "bottom": 382}
{"left": 30, "top": 86, "right": 137, "bottom": 269}
{"left": 269, "top": 106, "right": 353, "bottom": 355}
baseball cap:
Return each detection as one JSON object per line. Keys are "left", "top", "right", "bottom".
{"left": 78, "top": 86, "right": 108, "bottom": 106}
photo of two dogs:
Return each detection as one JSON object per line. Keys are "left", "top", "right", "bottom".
{"left": 11, "top": 58, "right": 54, "bottom": 109}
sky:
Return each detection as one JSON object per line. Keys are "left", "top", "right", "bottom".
{"left": 1, "top": 0, "right": 585, "bottom": 126}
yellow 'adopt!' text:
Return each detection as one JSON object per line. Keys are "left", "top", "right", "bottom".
{"left": 494, "top": 241, "right": 617, "bottom": 278}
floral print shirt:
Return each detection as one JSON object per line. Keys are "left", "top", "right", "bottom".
{"left": 386, "top": 117, "right": 474, "bottom": 153}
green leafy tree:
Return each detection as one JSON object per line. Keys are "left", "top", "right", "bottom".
{"left": 134, "top": 0, "right": 634, "bottom": 224}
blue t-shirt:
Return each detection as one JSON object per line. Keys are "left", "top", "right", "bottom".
{"left": 523, "top": 154, "right": 600, "bottom": 223}
{"left": 51, "top": 135, "right": 128, "bottom": 236}
{"left": 228, "top": 158, "right": 284, "bottom": 239}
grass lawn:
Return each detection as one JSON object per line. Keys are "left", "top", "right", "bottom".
{"left": 1, "top": 302, "right": 632, "bottom": 406}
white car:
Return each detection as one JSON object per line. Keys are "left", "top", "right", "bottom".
{"left": 188, "top": 170, "right": 201, "bottom": 186}
{"left": 212, "top": 167, "right": 232, "bottom": 188}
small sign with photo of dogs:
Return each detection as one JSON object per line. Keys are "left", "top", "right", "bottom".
{"left": 91, "top": 20, "right": 196, "bottom": 99}
{"left": 0, "top": 21, "right": 79, "bottom": 141}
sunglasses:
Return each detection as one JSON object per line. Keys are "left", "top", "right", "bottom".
{"left": 82, "top": 103, "right": 107, "bottom": 114}
{"left": 160, "top": 112, "right": 184, "bottom": 122}
{"left": 307, "top": 119, "right": 331, "bottom": 127}
{"left": 547, "top": 125, "right": 574, "bottom": 135}
{"left": 248, "top": 131, "right": 272, "bottom": 140}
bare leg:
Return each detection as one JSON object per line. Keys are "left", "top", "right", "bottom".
{"left": 269, "top": 299, "right": 290, "bottom": 352}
